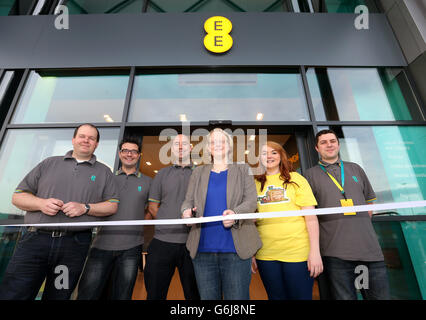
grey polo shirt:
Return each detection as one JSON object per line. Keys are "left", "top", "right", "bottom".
{"left": 15, "top": 150, "right": 119, "bottom": 231}
{"left": 91, "top": 169, "right": 152, "bottom": 251}
{"left": 304, "top": 159, "right": 384, "bottom": 262}
{"left": 148, "top": 164, "right": 194, "bottom": 244}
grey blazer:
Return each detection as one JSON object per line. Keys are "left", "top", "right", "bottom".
{"left": 181, "top": 163, "right": 262, "bottom": 260}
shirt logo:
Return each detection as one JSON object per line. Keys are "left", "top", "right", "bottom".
{"left": 138, "top": 186, "right": 142, "bottom": 192}
{"left": 257, "top": 186, "right": 289, "bottom": 205}
{"left": 91, "top": 175, "right": 96, "bottom": 181}
{"left": 352, "top": 176, "right": 358, "bottom": 183}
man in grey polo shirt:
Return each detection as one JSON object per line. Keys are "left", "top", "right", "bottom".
{"left": 144, "top": 134, "right": 200, "bottom": 300}
{"left": 304, "top": 129, "right": 390, "bottom": 300}
{"left": 77, "top": 137, "right": 151, "bottom": 300}
{"left": 0, "top": 124, "right": 119, "bottom": 300}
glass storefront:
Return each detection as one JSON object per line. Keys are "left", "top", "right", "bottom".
{"left": 129, "top": 72, "right": 309, "bottom": 122}
{"left": 0, "top": 64, "right": 424, "bottom": 298}
{"left": 66, "top": 0, "right": 144, "bottom": 14}
{"left": 306, "top": 68, "right": 423, "bottom": 121}
{"left": 323, "top": 0, "right": 380, "bottom": 13}
{"left": 335, "top": 126, "right": 426, "bottom": 299}
{"left": 53, "top": 0, "right": 378, "bottom": 14}
{"left": 11, "top": 71, "right": 129, "bottom": 124}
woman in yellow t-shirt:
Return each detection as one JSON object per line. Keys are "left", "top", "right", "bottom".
{"left": 253, "top": 141, "right": 323, "bottom": 300}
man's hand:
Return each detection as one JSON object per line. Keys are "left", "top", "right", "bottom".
{"left": 62, "top": 202, "right": 86, "bottom": 218}
{"left": 182, "top": 207, "right": 196, "bottom": 226}
{"left": 39, "top": 198, "right": 64, "bottom": 216}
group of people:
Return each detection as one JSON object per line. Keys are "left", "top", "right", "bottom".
{"left": 0, "top": 123, "right": 390, "bottom": 300}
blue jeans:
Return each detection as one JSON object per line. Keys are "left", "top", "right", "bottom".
{"left": 0, "top": 229, "right": 92, "bottom": 300}
{"left": 192, "top": 252, "right": 251, "bottom": 300}
{"left": 256, "top": 259, "right": 314, "bottom": 300}
{"left": 77, "top": 245, "right": 142, "bottom": 300}
{"left": 322, "top": 256, "right": 390, "bottom": 300}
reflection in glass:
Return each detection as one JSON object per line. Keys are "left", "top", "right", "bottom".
{"left": 373, "top": 221, "right": 422, "bottom": 299}
{"left": 0, "top": 0, "right": 14, "bottom": 15}
{"left": 0, "top": 128, "right": 120, "bottom": 215}
{"left": 65, "top": 0, "right": 143, "bottom": 14}
{"left": 322, "top": 0, "right": 379, "bottom": 13}
{"left": 11, "top": 71, "right": 128, "bottom": 124}
{"left": 129, "top": 73, "right": 310, "bottom": 122}
{"left": 147, "top": 0, "right": 290, "bottom": 12}
{"left": 0, "top": 71, "right": 14, "bottom": 104}
{"left": 306, "top": 68, "right": 423, "bottom": 121}
{"left": 337, "top": 126, "right": 426, "bottom": 298}
{"left": 291, "top": 0, "right": 314, "bottom": 12}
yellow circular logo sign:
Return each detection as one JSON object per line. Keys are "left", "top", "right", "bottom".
{"left": 203, "top": 16, "right": 233, "bottom": 53}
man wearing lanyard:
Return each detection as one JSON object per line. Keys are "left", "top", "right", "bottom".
{"left": 304, "top": 129, "right": 390, "bottom": 300}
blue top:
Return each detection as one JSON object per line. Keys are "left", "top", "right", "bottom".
{"left": 198, "top": 170, "right": 236, "bottom": 253}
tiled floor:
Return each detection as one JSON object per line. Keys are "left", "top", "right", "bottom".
{"left": 132, "top": 268, "right": 320, "bottom": 300}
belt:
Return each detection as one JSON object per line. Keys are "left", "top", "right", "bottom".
{"left": 27, "top": 226, "right": 91, "bottom": 238}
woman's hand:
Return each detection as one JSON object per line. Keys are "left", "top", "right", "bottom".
{"left": 222, "top": 209, "right": 236, "bottom": 228}
{"left": 307, "top": 250, "right": 323, "bottom": 278}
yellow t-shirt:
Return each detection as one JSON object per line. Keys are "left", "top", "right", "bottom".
{"left": 255, "top": 172, "right": 317, "bottom": 262}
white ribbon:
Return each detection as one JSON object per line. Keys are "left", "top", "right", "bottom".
{"left": 2, "top": 200, "right": 425, "bottom": 228}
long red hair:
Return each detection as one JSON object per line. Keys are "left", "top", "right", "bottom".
{"left": 255, "top": 141, "right": 296, "bottom": 192}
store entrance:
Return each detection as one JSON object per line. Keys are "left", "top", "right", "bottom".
{"left": 123, "top": 125, "right": 317, "bottom": 300}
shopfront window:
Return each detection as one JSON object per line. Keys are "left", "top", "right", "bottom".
{"left": 319, "top": 125, "right": 426, "bottom": 299}
{"left": 321, "top": 0, "right": 380, "bottom": 13}
{"left": 0, "top": 71, "right": 14, "bottom": 104}
{"left": 128, "top": 72, "right": 310, "bottom": 122}
{"left": 307, "top": 68, "right": 424, "bottom": 121}
{"left": 0, "top": 128, "right": 120, "bottom": 216}
{"left": 64, "top": 0, "right": 144, "bottom": 14}
{"left": 146, "top": 0, "right": 291, "bottom": 12}
{"left": 11, "top": 71, "right": 129, "bottom": 124}
{"left": 0, "top": 0, "right": 14, "bottom": 15}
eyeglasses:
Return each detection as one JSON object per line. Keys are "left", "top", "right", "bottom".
{"left": 120, "top": 149, "right": 139, "bottom": 155}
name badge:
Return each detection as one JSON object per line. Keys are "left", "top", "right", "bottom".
{"left": 340, "top": 198, "right": 356, "bottom": 216}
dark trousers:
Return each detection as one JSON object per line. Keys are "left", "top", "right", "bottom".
{"left": 144, "top": 238, "right": 200, "bottom": 300}
{"left": 322, "top": 256, "right": 391, "bottom": 300}
{"left": 256, "top": 259, "right": 314, "bottom": 300}
{"left": 0, "top": 229, "right": 92, "bottom": 300}
{"left": 77, "top": 245, "right": 142, "bottom": 300}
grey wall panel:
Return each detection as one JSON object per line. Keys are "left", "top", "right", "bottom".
{"left": 0, "top": 12, "right": 407, "bottom": 69}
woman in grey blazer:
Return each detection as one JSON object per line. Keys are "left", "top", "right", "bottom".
{"left": 181, "top": 128, "right": 262, "bottom": 300}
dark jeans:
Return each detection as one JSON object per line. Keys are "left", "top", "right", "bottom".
{"left": 144, "top": 238, "right": 199, "bottom": 300}
{"left": 322, "top": 256, "right": 391, "bottom": 300}
{"left": 256, "top": 259, "right": 314, "bottom": 300}
{"left": 77, "top": 245, "right": 142, "bottom": 300}
{"left": 0, "top": 229, "right": 92, "bottom": 300}
{"left": 192, "top": 252, "right": 251, "bottom": 300}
